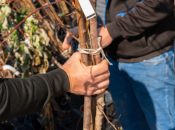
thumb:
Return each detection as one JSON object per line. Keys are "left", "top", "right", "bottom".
{"left": 62, "top": 43, "right": 71, "bottom": 50}
{"left": 62, "top": 39, "right": 71, "bottom": 50}
{"left": 71, "top": 52, "right": 82, "bottom": 61}
{"left": 62, "top": 33, "right": 72, "bottom": 50}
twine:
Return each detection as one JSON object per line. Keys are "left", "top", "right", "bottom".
{"left": 78, "top": 37, "right": 113, "bottom": 65}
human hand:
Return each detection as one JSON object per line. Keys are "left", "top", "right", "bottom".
{"left": 62, "top": 26, "right": 113, "bottom": 50}
{"left": 62, "top": 26, "right": 78, "bottom": 50}
{"left": 98, "top": 26, "right": 113, "bottom": 48}
{"left": 62, "top": 52, "right": 110, "bottom": 96}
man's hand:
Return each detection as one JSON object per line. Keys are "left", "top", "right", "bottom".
{"left": 62, "top": 52, "right": 110, "bottom": 96}
{"left": 62, "top": 26, "right": 78, "bottom": 50}
{"left": 98, "top": 26, "right": 113, "bottom": 48}
{"left": 62, "top": 26, "right": 113, "bottom": 50}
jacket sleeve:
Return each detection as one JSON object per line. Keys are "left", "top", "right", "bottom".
{"left": 0, "top": 68, "right": 70, "bottom": 121}
{"left": 106, "top": 0, "right": 174, "bottom": 39}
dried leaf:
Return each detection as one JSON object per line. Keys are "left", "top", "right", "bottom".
{"left": 1, "top": 5, "right": 11, "bottom": 16}
{"left": 0, "top": 0, "right": 6, "bottom": 4}
{"left": 2, "top": 17, "right": 8, "bottom": 29}
{"left": 34, "top": 56, "right": 41, "bottom": 66}
{"left": 24, "top": 46, "right": 33, "bottom": 59}
{"left": 43, "top": 52, "right": 48, "bottom": 59}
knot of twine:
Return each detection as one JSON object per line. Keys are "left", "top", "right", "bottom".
{"left": 78, "top": 37, "right": 113, "bottom": 65}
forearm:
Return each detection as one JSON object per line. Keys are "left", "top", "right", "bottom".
{"left": 0, "top": 68, "right": 69, "bottom": 121}
{"left": 106, "top": 0, "right": 173, "bottom": 39}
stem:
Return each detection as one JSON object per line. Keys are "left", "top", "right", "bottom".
{"left": 97, "top": 101, "right": 118, "bottom": 130}
{"left": 13, "top": 20, "right": 27, "bottom": 39}
{"left": 89, "top": 0, "right": 97, "bottom": 129}
{"left": 64, "top": 11, "right": 76, "bottom": 16}
{"left": 90, "top": 0, "right": 100, "bottom": 64}
{"left": 0, "top": 0, "right": 14, "bottom": 5}
{"left": 43, "top": 103, "right": 55, "bottom": 130}
{"left": 75, "top": 0, "right": 91, "bottom": 130}
{"left": 63, "top": 0, "right": 79, "bottom": 12}
{"left": 95, "top": 93, "right": 105, "bottom": 130}
{"left": 89, "top": 0, "right": 105, "bottom": 130}
{"left": 45, "top": 0, "right": 79, "bottom": 41}
{"left": 0, "top": 0, "right": 72, "bottom": 40}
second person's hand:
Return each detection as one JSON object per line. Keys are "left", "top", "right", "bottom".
{"left": 62, "top": 26, "right": 78, "bottom": 50}
{"left": 62, "top": 26, "right": 113, "bottom": 50}
{"left": 98, "top": 26, "right": 113, "bottom": 48}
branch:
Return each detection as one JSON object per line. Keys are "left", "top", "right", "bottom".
{"left": 0, "top": 0, "right": 67, "bottom": 39}
{"left": 33, "top": 16, "right": 63, "bottom": 27}
{"left": 45, "top": 0, "right": 79, "bottom": 41}
{"left": 63, "top": 0, "right": 79, "bottom": 12}
{"left": 97, "top": 102, "right": 118, "bottom": 130}
{"left": 13, "top": 21, "right": 27, "bottom": 39}
{"left": 65, "top": 11, "right": 76, "bottom": 16}
{"left": 74, "top": 0, "right": 91, "bottom": 130}
{"left": 0, "top": 0, "right": 14, "bottom": 5}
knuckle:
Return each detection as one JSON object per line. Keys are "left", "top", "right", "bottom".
{"left": 62, "top": 44, "right": 66, "bottom": 49}
{"left": 102, "top": 88, "right": 105, "bottom": 92}
{"left": 107, "top": 79, "right": 110, "bottom": 85}
{"left": 104, "top": 65, "right": 109, "bottom": 71}
{"left": 103, "top": 88, "right": 106, "bottom": 92}
{"left": 98, "top": 89, "right": 104, "bottom": 94}
{"left": 109, "top": 71, "right": 110, "bottom": 76}
{"left": 73, "top": 52, "right": 79, "bottom": 56}
{"left": 107, "top": 71, "right": 110, "bottom": 77}
{"left": 107, "top": 78, "right": 110, "bottom": 83}
{"left": 86, "top": 91, "right": 92, "bottom": 96}
{"left": 105, "top": 78, "right": 110, "bottom": 86}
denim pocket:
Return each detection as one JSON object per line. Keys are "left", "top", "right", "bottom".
{"left": 140, "top": 52, "right": 169, "bottom": 66}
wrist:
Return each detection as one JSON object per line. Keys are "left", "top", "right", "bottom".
{"left": 104, "top": 26, "right": 113, "bottom": 40}
{"left": 58, "top": 68, "right": 70, "bottom": 93}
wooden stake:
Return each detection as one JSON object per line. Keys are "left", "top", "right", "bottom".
{"left": 75, "top": 0, "right": 91, "bottom": 130}
{"left": 89, "top": 0, "right": 105, "bottom": 130}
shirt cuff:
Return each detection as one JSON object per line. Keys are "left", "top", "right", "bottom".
{"left": 46, "top": 68, "right": 70, "bottom": 94}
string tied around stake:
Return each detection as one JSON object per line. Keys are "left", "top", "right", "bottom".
{"left": 78, "top": 37, "right": 113, "bottom": 65}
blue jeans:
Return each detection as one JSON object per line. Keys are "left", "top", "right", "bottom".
{"left": 108, "top": 47, "right": 175, "bottom": 130}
